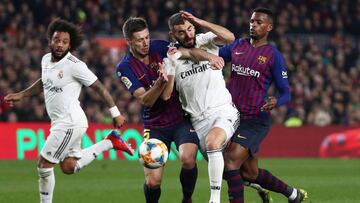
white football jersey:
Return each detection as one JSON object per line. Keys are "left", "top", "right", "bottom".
{"left": 174, "top": 32, "right": 233, "bottom": 117}
{"left": 41, "top": 52, "right": 97, "bottom": 130}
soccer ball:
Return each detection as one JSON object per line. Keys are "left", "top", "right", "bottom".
{"left": 138, "top": 138, "right": 168, "bottom": 169}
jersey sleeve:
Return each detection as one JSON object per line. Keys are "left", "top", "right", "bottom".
{"left": 218, "top": 40, "right": 236, "bottom": 63}
{"left": 151, "top": 40, "right": 170, "bottom": 59}
{"left": 71, "top": 62, "right": 98, "bottom": 87}
{"left": 196, "top": 32, "right": 217, "bottom": 46}
{"left": 271, "top": 49, "right": 291, "bottom": 107}
{"left": 116, "top": 62, "right": 143, "bottom": 94}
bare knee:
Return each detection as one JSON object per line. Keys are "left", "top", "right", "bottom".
{"left": 206, "top": 128, "right": 226, "bottom": 151}
{"left": 179, "top": 143, "right": 197, "bottom": 169}
{"left": 145, "top": 168, "right": 163, "bottom": 188}
{"left": 180, "top": 153, "right": 196, "bottom": 169}
{"left": 145, "top": 173, "right": 162, "bottom": 188}
{"left": 37, "top": 156, "right": 55, "bottom": 168}
{"left": 60, "top": 158, "right": 77, "bottom": 175}
{"left": 205, "top": 140, "right": 222, "bottom": 151}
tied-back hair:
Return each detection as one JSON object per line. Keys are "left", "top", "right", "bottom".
{"left": 122, "top": 17, "right": 148, "bottom": 39}
{"left": 47, "top": 18, "right": 84, "bottom": 51}
{"left": 168, "top": 13, "right": 186, "bottom": 31}
{"left": 253, "top": 7, "right": 274, "bottom": 24}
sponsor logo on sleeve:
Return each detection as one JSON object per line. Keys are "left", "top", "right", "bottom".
{"left": 121, "top": 76, "right": 132, "bottom": 89}
{"left": 282, "top": 71, "right": 288, "bottom": 78}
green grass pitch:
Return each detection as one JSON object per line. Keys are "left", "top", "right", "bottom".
{"left": 0, "top": 159, "right": 359, "bottom": 203}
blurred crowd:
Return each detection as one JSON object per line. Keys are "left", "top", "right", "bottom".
{"left": 0, "top": 0, "right": 359, "bottom": 126}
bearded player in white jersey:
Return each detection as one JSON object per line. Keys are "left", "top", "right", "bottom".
{"left": 162, "top": 11, "right": 272, "bottom": 203}
{"left": 4, "top": 19, "right": 134, "bottom": 203}
{"left": 161, "top": 11, "right": 238, "bottom": 203}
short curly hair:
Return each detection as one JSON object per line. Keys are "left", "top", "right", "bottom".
{"left": 47, "top": 18, "right": 84, "bottom": 51}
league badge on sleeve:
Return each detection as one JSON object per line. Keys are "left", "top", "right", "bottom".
{"left": 282, "top": 71, "right": 288, "bottom": 78}
{"left": 121, "top": 76, "right": 132, "bottom": 89}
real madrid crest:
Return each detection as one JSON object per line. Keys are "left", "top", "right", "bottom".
{"left": 257, "top": 55, "right": 267, "bottom": 64}
{"left": 57, "top": 70, "right": 64, "bottom": 79}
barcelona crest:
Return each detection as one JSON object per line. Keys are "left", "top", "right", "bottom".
{"left": 150, "top": 62, "right": 159, "bottom": 71}
{"left": 257, "top": 55, "right": 267, "bottom": 64}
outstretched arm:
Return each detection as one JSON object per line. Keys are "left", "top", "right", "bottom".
{"left": 89, "top": 80, "right": 125, "bottom": 129}
{"left": 180, "top": 10, "right": 235, "bottom": 45}
{"left": 180, "top": 47, "right": 224, "bottom": 70}
{"left": 4, "top": 78, "right": 43, "bottom": 106}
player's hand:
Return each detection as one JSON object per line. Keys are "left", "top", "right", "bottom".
{"left": 157, "top": 62, "right": 168, "bottom": 82}
{"left": 167, "top": 46, "right": 178, "bottom": 56}
{"left": 112, "top": 115, "right": 126, "bottom": 129}
{"left": 261, "top": 96, "right": 277, "bottom": 112}
{"left": 4, "top": 93, "right": 23, "bottom": 107}
{"left": 208, "top": 55, "right": 224, "bottom": 70}
{"left": 180, "top": 10, "right": 204, "bottom": 26}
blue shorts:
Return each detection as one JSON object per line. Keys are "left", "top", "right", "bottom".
{"left": 231, "top": 118, "right": 271, "bottom": 155}
{"left": 143, "top": 119, "right": 199, "bottom": 152}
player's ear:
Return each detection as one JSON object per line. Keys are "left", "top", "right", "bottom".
{"left": 267, "top": 23, "right": 273, "bottom": 32}
{"left": 168, "top": 31, "right": 176, "bottom": 42}
{"left": 125, "top": 37, "right": 131, "bottom": 46}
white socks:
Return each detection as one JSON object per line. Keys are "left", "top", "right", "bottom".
{"left": 289, "top": 188, "right": 298, "bottom": 200}
{"left": 38, "top": 167, "right": 55, "bottom": 203}
{"left": 207, "top": 150, "right": 224, "bottom": 203}
{"left": 74, "top": 140, "right": 112, "bottom": 173}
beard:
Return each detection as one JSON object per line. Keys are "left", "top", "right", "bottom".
{"left": 50, "top": 47, "right": 69, "bottom": 62}
{"left": 177, "top": 37, "right": 196, "bottom": 48}
{"left": 250, "top": 33, "right": 260, "bottom": 40}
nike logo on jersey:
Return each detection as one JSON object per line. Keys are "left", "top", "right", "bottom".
{"left": 237, "top": 134, "right": 247, "bottom": 139}
{"left": 234, "top": 52, "right": 244, "bottom": 55}
{"left": 189, "top": 129, "right": 196, "bottom": 133}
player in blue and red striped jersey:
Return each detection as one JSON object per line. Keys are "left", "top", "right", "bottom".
{"left": 116, "top": 17, "right": 224, "bottom": 203}
{"left": 219, "top": 8, "right": 307, "bottom": 203}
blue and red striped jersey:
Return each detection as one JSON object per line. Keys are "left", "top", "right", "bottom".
{"left": 116, "top": 40, "right": 185, "bottom": 129}
{"left": 219, "top": 38, "right": 291, "bottom": 120}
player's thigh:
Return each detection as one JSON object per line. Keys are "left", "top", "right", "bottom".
{"left": 206, "top": 105, "right": 239, "bottom": 150}
{"left": 41, "top": 128, "right": 86, "bottom": 164}
{"left": 178, "top": 143, "right": 198, "bottom": 167}
{"left": 144, "top": 166, "right": 165, "bottom": 187}
{"left": 206, "top": 127, "right": 227, "bottom": 150}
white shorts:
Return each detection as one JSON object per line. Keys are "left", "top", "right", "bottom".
{"left": 191, "top": 104, "right": 240, "bottom": 153}
{"left": 40, "top": 127, "right": 87, "bottom": 164}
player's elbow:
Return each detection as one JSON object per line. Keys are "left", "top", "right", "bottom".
{"left": 160, "top": 93, "right": 171, "bottom": 101}
{"left": 224, "top": 33, "right": 235, "bottom": 44}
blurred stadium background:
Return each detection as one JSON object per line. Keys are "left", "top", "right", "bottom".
{"left": 0, "top": 0, "right": 359, "bottom": 202}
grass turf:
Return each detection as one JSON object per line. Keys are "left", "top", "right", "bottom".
{"left": 0, "top": 159, "right": 359, "bottom": 203}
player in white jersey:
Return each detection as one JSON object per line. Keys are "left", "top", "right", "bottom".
{"left": 162, "top": 11, "right": 238, "bottom": 203}
{"left": 4, "top": 19, "right": 134, "bottom": 203}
